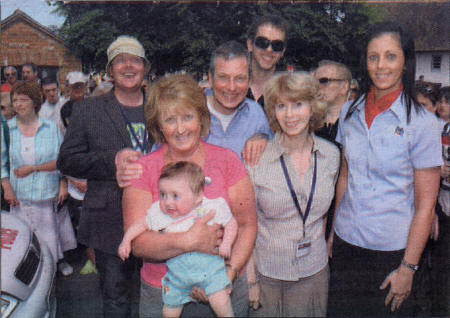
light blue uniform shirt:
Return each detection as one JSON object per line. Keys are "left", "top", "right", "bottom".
{"left": 1, "top": 117, "right": 62, "bottom": 201}
{"left": 335, "top": 94, "right": 442, "bottom": 251}
{"left": 205, "top": 93, "right": 272, "bottom": 159}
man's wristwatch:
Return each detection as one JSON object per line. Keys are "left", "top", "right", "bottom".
{"left": 401, "top": 260, "right": 419, "bottom": 272}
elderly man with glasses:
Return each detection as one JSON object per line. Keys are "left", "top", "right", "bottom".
{"left": 313, "top": 60, "right": 352, "bottom": 144}
{"left": 1, "top": 66, "right": 18, "bottom": 93}
{"left": 312, "top": 60, "right": 352, "bottom": 242}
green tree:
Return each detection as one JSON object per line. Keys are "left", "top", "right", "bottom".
{"left": 49, "top": 1, "right": 379, "bottom": 76}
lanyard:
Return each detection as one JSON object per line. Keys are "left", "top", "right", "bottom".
{"left": 280, "top": 152, "right": 317, "bottom": 238}
{"left": 118, "top": 104, "right": 148, "bottom": 153}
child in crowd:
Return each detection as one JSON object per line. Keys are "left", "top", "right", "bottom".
{"left": 118, "top": 161, "right": 237, "bottom": 317}
{"left": 415, "top": 85, "right": 439, "bottom": 116}
{"left": 437, "top": 87, "right": 450, "bottom": 123}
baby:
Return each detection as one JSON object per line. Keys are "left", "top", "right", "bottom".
{"left": 118, "top": 161, "right": 237, "bottom": 317}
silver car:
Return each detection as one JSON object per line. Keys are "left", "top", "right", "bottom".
{"left": 1, "top": 211, "right": 56, "bottom": 318}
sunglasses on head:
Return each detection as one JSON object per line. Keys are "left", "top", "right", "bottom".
{"left": 424, "top": 86, "right": 433, "bottom": 94}
{"left": 254, "top": 36, "right": 285, "bottom": 53}
{"left": 318, "top": 77, "right": 345, "bottom": 85}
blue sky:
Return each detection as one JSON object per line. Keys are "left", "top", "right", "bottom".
{"left": 1, "top": 0, "right": 65, "bottom": 27}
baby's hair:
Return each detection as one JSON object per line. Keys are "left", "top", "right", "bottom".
{"left": 159, "top": 161, "right": 205, "bottom": 195}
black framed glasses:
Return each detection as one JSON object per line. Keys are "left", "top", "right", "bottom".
{"left": 5, "top": 73, "right": 16, "bottom": 77}
{"left": 318, "top": 77, "right": 345, "bottom": 85}
{"left": 254, "top": 36, "right": 285, "bottom": 53}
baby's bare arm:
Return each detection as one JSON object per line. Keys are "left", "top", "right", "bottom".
{"left": 118, "top": 217, "right": 148, "bottom": 260}
{"left": 123, "top": 217, "right": 148, "bottom": 243}
{"left": 218, "top": 217, "right": 238, "bottom": 259}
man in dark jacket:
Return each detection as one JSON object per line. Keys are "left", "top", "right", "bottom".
{"left": 57, "top": 35, "right": 151, "bottom": 318}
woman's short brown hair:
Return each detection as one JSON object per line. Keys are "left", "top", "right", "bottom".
{"left": 10, "top": 81, "right": 42, "bottom": 113}
{"left": 264, "top": 72, "right": 326, "bottom": 134}
{"left": 145, "top": 74, "right": 210, "bottom": 145}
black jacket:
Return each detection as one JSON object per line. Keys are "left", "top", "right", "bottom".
{"left": 57, "top": 90, "right": 151, "bottom": 254}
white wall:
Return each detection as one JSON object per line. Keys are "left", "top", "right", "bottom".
{"left": 416, "top": 51, "right": 450, "bottom": 86}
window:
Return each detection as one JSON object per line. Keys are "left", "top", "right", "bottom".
{"left": 431, "top": 55, "right": 442, "bottom": 72}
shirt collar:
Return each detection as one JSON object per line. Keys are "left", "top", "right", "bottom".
{"left": 9, "top": 116, "right": 49, "bottom": 129}
{"left": 266, "top": 132, "right": 321, "bottom": 163}
{"left": 355, "top": 92, "right": 406, "bottom": 122}
{"left": 207, "top": 95, "right": 249, "bottom": 117}
{"left": 388, "top": 94, "right": 407, "bottom": 122}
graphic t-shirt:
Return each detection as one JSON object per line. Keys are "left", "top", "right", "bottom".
{"left": 121, "top": 105, "right": 148, "bottom": 154}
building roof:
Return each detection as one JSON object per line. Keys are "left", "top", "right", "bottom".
{"left": 1, "top": 9, "right": 66, "bottom": 47}
{"left": 415, "top": 23, "right": 450, "bottom": 52}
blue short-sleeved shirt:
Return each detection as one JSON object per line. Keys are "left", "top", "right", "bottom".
{"left": 1, "top": 117, "right": 62, "bottom": 201}
{"left": 335, "top": 94, "right": 442, "bottom": 251}
{"left": 205, "top": 92, "right": 272, "bottom": 159}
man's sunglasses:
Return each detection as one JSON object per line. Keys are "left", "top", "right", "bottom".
{"left": 254, "top": 36, "right": 285, "bottom": 53}
{"left": 318, "top": 78, "right": 345, "bottom": 85}
{"left": 5, "top": 73, "right": 16, "bottom": 77}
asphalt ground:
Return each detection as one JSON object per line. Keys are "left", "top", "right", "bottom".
{"left": 55, "top": 242, "right": 449, "bottom": 318}
{"left": 55, "top": 246, "right": 103, "bottom": 318}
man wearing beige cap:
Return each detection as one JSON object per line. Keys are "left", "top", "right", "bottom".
{"left": 58, "top": 35, "right": 151, "bottom": 318}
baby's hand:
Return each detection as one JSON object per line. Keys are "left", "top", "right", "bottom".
{"left": 218, "top": 243, "right": 231, "bottom": 259}
{"left": 118, "top": 241, "right": 131, "bottom": 261}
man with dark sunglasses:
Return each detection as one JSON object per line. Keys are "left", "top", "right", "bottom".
{"left": 1, "top": 66, "right": 18, "bottom": 93}
{"left": 312, "top": 60, "right": 351, "bottom": 242}
{"left": 313, "top": 59, "right": 351, "bottom": 143}
{"left": 246, "top": 15, "right": 289, "bottom": 108}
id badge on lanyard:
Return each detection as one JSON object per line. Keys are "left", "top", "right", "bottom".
{"left": 280, "top": 152, "right": 317, "bottom": 259}
{"left": 296, "top": 238, "right": 312, "bottom": 258}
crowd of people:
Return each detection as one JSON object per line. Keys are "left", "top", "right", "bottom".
{"left": 1, "top": 14, "right": 449, "bottom": 318}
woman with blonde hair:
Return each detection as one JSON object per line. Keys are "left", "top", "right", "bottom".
{"left": 247, "top": 72, "right": 340, "bottom": 317}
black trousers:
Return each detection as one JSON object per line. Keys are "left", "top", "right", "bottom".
{"left": 328, "top": 235, "right": 429, "bottom": 317}
{"left": 94, "top": 249, "right": 139, "bottom": 318}
{"left": 431, "top": 205, "right": 450, "bottom": 317}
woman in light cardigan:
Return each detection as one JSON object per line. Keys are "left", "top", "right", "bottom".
{"left": 1, "top": 81, "right": 66, "bottom": 266}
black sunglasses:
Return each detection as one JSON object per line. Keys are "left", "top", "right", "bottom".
{"left": 318, "top": 77, "right": 345, "bottom": 85}
{"left": 5, "top": 73, "right": 16, "bottom": 77}
{"left": 254, "top": 36, "right": 285, "bottom": 53}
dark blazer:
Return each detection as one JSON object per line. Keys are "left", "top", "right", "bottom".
{"left": 57, "top": 90, "right": 150, "bottom": 255}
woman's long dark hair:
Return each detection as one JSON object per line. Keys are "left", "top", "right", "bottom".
{"left": 345, "top": 22, "right": 419, "bottom": 123}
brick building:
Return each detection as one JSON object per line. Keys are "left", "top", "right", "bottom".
{"left": 1, "top": 9, "right": 81, "bottom": 89}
